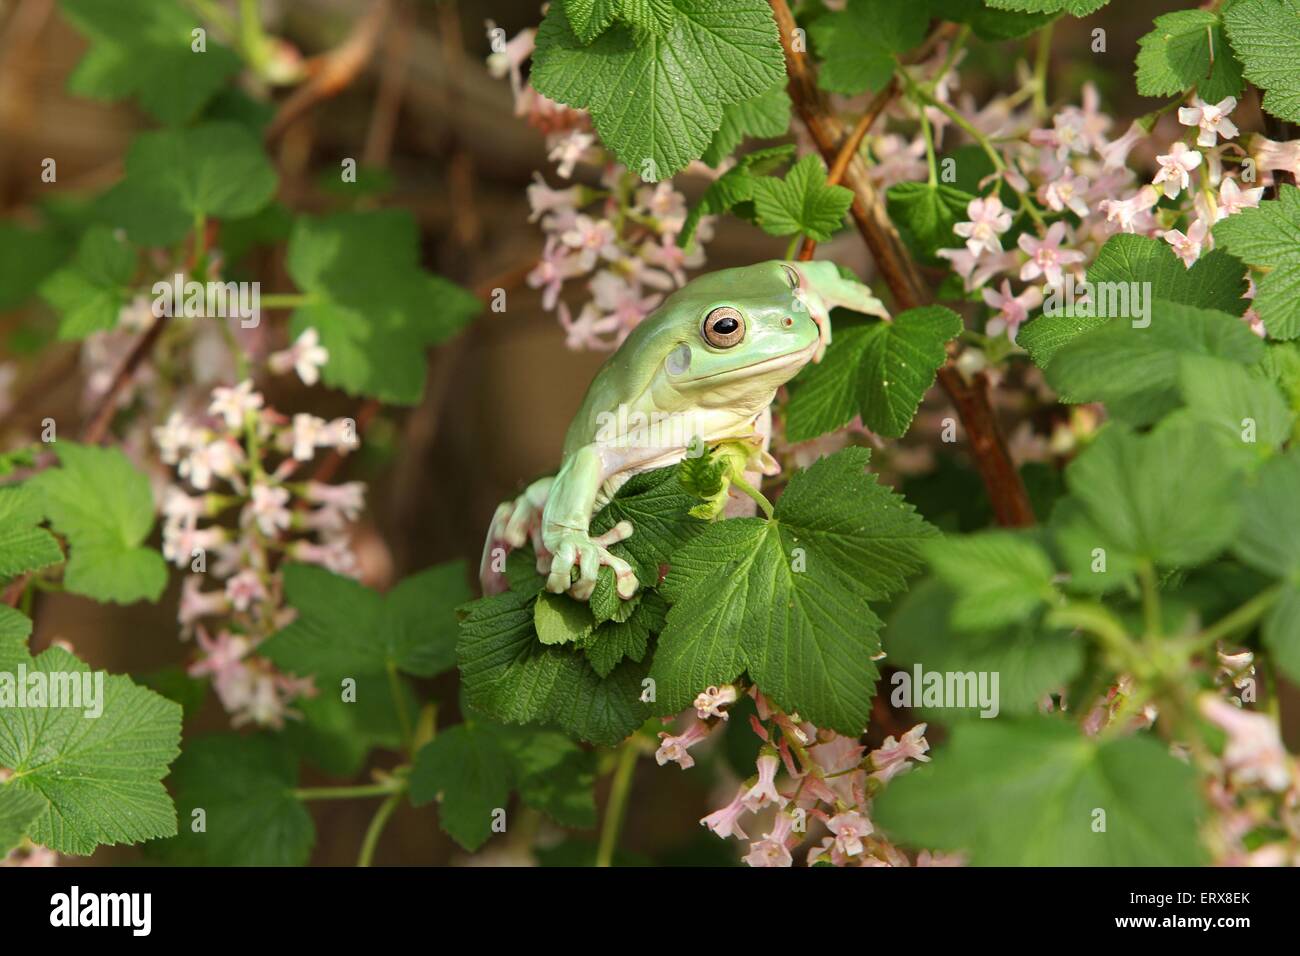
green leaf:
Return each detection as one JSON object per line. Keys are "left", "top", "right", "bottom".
{"left": 410, "top": 721, "right": 597, "bottom": 851}
{"left": 751, "top": 155, "right": 854, "bottom": 242}
{"left": 0, "top": 637, "right": 181, "bottom": 856}
{"left": 0, "top": 606, "right": 33, "bottom": 642}
{"left": 97, "top": 122, "right": 278, "bottom": 247}
{"left": 0, "top": 486, "right": 62, "bottom": 579}
{"left": 588, "top": 464, "right": 707, "bottom": 586}
{"left": 679, "top": 144, "right": 796, "bottom": 245}
{"left": 0, "top": 787, "right": 45, "bottom": 857}
{"left": 1064, "top": 418, "right": 1241, "bottom": 568}
{"left": 60, "top": 0, "right": 241, "bottom": 124}
{"left": 283, "top": 673, "right": 415, "bottom": 777}
{"left": 562, "top": 0, "right": 677, "bottom": 42}
{"left": 261, "top": 561, "right": 469, "bottom": 680}
{"left": 531, "top": 0, "right": 785, "bottom": 179}
{"left": 810, "top": 0, "right": 928, "bottom": 95}
{"left": 1176, "top": 354, "right": 1293, "bottom": 460}
{"left": 874, "top": 718, "right": 1207, "bottom": 865}
{"left": 929, "top": 0, "right": 1058, "bottom": 41}
{"left": 410, "top": 723, "right": 513, "bottom": 852}
{"left": 286, "top": 210, "right": 481, "bottom": 404}
{"left": 1135, "top": 9, "right": 1243, "bottom": 102}
{"left": 38, "top": 225, "right": 137, "bottom": 340}
{"left": 0, "top": 224, "right": 70, "bottom": 310}
{"left": 1214, "top": 185, "right": 1300, "bottom": 340}
{"left": 1043, "top": 300, "right": 1264, "bottom": 422}
{"left": 534, "top": 591, "right": 596, "bottom": 645}
{"left": 921, "top": 531, "right": 1056, "bottom": 630}
{"left": 145, "top": 734, "right": 313, "bottom": 866}
{"left": 652, "top": 448, "right": 935, "bottom": 733}
{"left": 700, "top": 84, "right": 791, "bottom": 167}
{"left": 1019, "top": 234, "right": 1249, "bottom": 366}
{"left": 1223, "top": 0, "right": 1300, "bottom": 123}
{"left": 984, "top": 0, "right": 1108, "bottom": 16}
{"left": 786, "top": 305, "right": 963, "bottom": 441}
{"left": 32, "top": 443, "right": 166, "bottom": 604}
{"left": 885, "top": 578, "right": 1083, "bottom": 715}
{"left": 583, "top": 590, "right": 664, "bottom": 677}
{"left": 886, "top": 182, "right": 977, "bottom": 266}
{"left": 458, "top": 584, "right": 654, "bottom": 746}
{"left": 1233, "top": 449, "right": 1300, "bottom": 680}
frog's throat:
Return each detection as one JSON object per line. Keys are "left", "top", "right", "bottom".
{"left": 677, "top": 338, "right": 818, "bottom": 387}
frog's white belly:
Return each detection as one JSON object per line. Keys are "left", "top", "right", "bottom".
{"left": 592, "top": 406, "right": 769, "bottom": 508}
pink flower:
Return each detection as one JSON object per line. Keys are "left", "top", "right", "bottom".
{"left": 654, "top": 721, "right": 710, "bottom": 770}
{"left": 1217, "top": 177, "right": 1264, "bottom": 220}
{"left": 557, "top": 301, "right": 620, "bottom": 351}
{"left": 1099, "top": 120, "right": 1145, "bottom": 170}
{"left": 1017, "top": 222, "right": 1086, "bottom": 288}
{"left": 693, "top": 684, "right": 739, "bottom": 720}
{"left": 953, "top": 195, "right": 1013, "bottom": 257}
{"left": 981, "top": 280, "right": 1042, "bottom": 341}
{"left": 1178, "top": 96, "right": 1239, "bottom": 148}
{"left": 527, "top": 237, "right": 586, "bottom": 311}
{"left": 635, "top": 182, "right": 688, "bottom": 234}
{"left": 1029, "top": 109, "right": 1089, "bottom": 162}
{"left": 700, "top": 785, "right": 750, "bottom": 840}
{"left": 180, "top": 438, "right": 243, "bottom": 490}
{"left": 304, "top": 480, "right": 366, "bottom": 520}
{"left": 1162, "top": 218, "right": 1210, "bottom": 267}
{"left": 560, "top": 214, "right": 618, "bottom": 271}
{"left": 162, "top": 523, "right": 227, "bottom": 567}
{"left": 293, "top": 538, "right": 360, "bottom": 577}
{"left": 209, "top": 380, "right": 263, "bottom": 430}
{"left": 1038, "top": 169, "right": 1090, "bottom": 217}
{"left": 224, "top": 569, "right": 268, "bottom": 612}
{"left": 246, "top": 482, "right": 291, "bottom": 536}
{"left": 937, "top": 247, "right": 1018, "bottom": 292}
{"left": 178, "top": 575, "right": 230, "bottom": 631}
{"left": 869, "top": 723, "right": 931, "bottom": 783}
{"left": 484, "top": 22, "right": 536, "bottom": 100}
{"left": 268, "top": 328, "right": 329, "bottom": 386}
{"left": 153, "top": 411, "right": 198, "bottom": 464}
{"left": 743, "top": 812, "right": 794, "bottom": 867}
{"left": 547, "top": 129, "right": 595, "bottom": 179}
{"left": 1252, "top": 135, "right": 1300, "bottom": 183}
{"left": 526, "top": 172, "right": 581, "bottom": 225}
{"left": 589, "top": 270, "right": 663, "bottom": 339}
{"left": 1152, "top": 141, "right": 1202, "bottom": 199}
{"left": 1199, "top": 695, "right": 1293, "bottom": 792}
{"left": 639, "top": 233, "right": 704, "bottom": 287}
{"left": 1098, "top": 185, "right": 1160, "bottom": 234}
{"left": 827, "top": 810, "right": 873, "bottom": 857}
{"left": 743, "top": 750, "right": 789, "bottom": 811}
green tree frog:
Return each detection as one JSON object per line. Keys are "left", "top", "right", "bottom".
{"left": 480, "top": 259, "right": 889, "bottom": 600}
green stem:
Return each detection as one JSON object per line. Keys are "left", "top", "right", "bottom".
{"left": 259, "top": 292, "right": 319, "bottom": 310}
{"left": 293, "top": 781, "right": 403, "bottom": 801}
{"left": 730, "top": 471, "right": 775, "bottom": 520}
{"left": 784, "top": 234, "right": 803, "bottom": 259}
{"left": 1199, "top": 583, "right": 1284, "bottom": 649}
{"left": 387, "top": 661, "right": 414, "bottom": 752}
{"left": 239, "top": 0, "right": 274, "bottom": 72}
{"left": 595, "top": 740, "right": 640, "bottom": 868}
{"left": 1138, "top": 561, "right": 1162, "bottom": 642}
{"left": 357, "top": 792, "right": 402, "bottom": 867}
{"left": 920, "top": 107, "right": 938, "bottom": 187}
{"left": 1032, "top": 21, "right": 1054, "bottom": 118}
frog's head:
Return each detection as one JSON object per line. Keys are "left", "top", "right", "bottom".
{"left": 636, "top": 260, "right": 889, "bottom": 409}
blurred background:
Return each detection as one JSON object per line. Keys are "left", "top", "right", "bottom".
{"left": 0, "top": 0, "right": 1290, "bottom": 865}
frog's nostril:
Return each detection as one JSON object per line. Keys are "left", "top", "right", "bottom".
{"left": 782, "top": 316, "right": 794, "bottom": 328}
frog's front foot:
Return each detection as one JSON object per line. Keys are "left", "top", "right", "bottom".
{"left": 544, "top": 521, "right": 638, "bottom": 601}
{"left": 479, "top": 477, "right": 553, "bottom": 595}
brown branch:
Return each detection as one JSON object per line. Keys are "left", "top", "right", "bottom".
{"left": 797, "top": 77, "right": 898, "bottom": 261}
{"left": 265, "top": 0, "right": 391, "bottom": 143}
{"left": 770, "top": 0, "right": 1034, "bottom": 527}
{"left": 79, "top": 315, "right": 171, "bottom": 445}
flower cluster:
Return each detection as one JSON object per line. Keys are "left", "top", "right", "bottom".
{"left": 655, "top": 684, "right": 952, "bottom": 867}
{"left": 485, "top": 21, "right": 711, "bottom": 351}
{"left": 154, "top": 361, "right": 363, "bottom": 728}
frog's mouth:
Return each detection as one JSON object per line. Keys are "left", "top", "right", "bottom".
{"left": 682, "top": 337, "right": 819, "bottom": 386}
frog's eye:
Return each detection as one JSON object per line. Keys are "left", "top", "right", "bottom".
{"left": 702, "top": 306, "right": 745, "bottom": 348}
{"left": 781, "top": 264, "right": 800, "bottom": 290}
